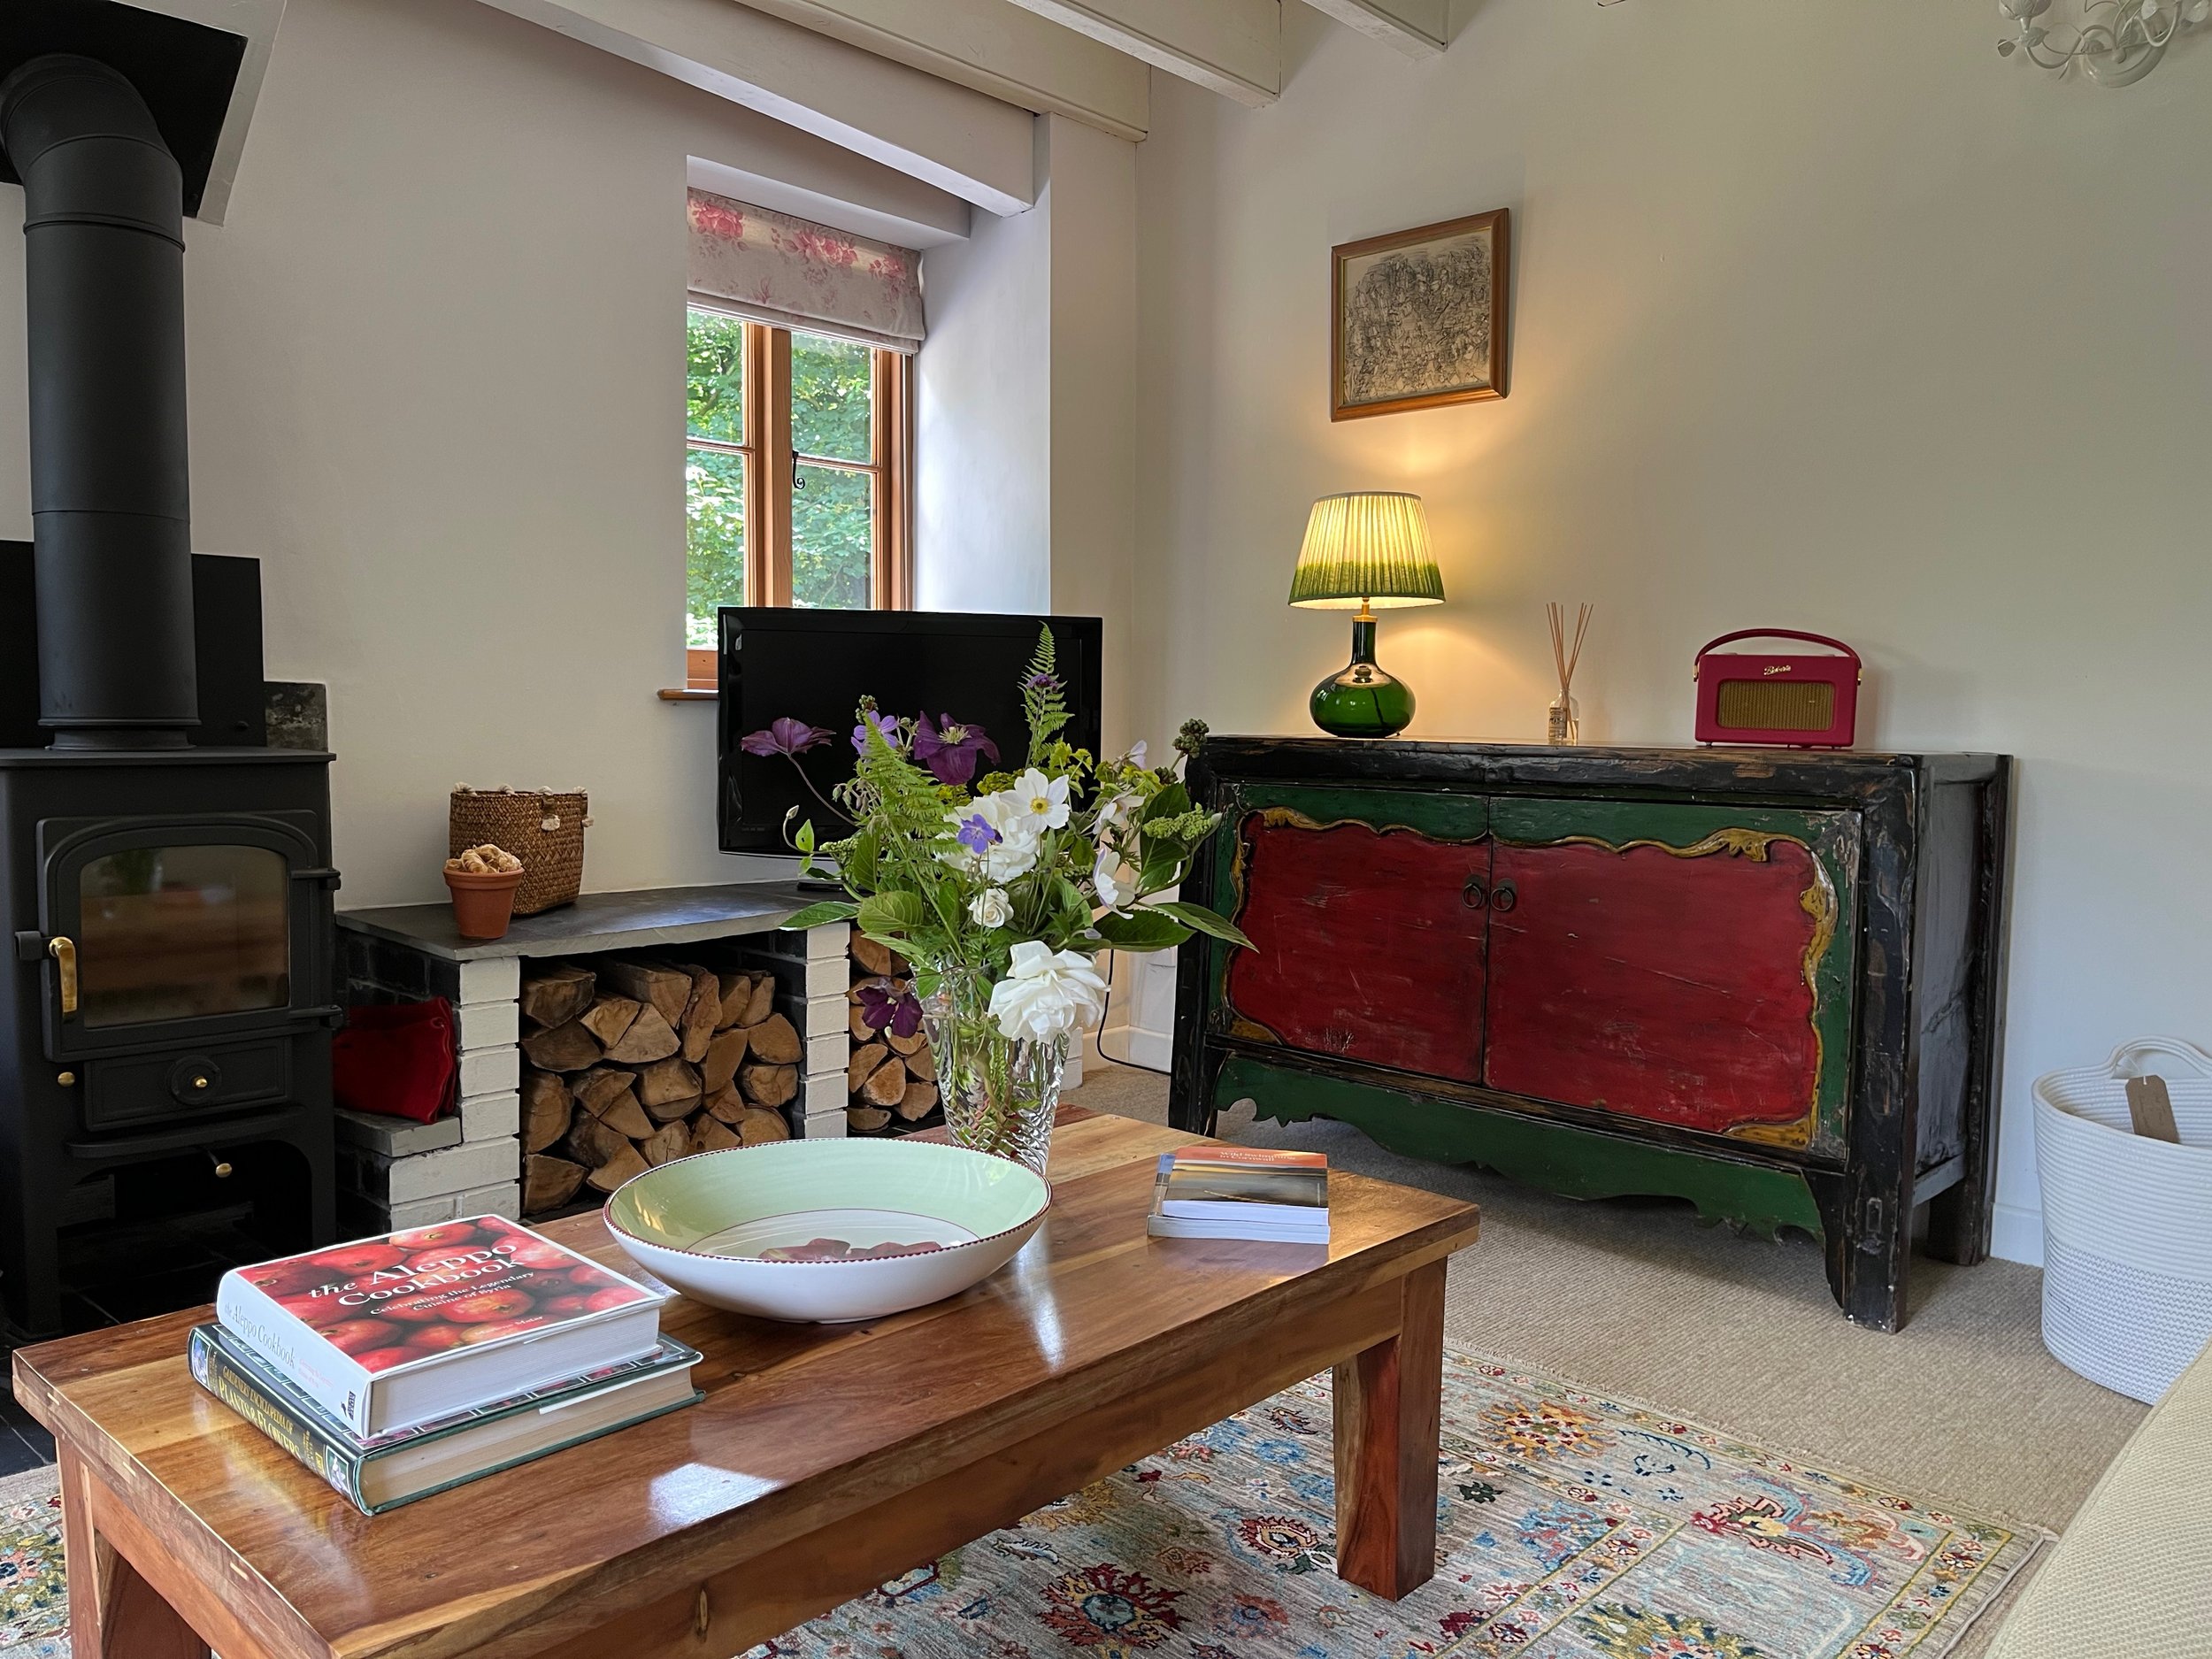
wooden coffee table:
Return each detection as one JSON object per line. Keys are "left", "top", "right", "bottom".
{"left": 13, "top": 1107, "right": 1479, "bottom": 1659}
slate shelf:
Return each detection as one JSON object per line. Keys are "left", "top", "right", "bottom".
{"left": 336, "top": 880, "right": 826, "bottom": 962}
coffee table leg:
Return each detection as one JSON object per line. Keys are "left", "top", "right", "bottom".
{"left": 1331, "top": 1258, "right": 1445, "bottom": 1600}
{"left": 58, "top": 1448, "right": 211, "bottom": 1659}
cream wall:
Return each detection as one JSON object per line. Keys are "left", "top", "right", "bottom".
{"left": 1132, "top": 1, "right": 2212, "bottom": 1261}
{"left": 917, "top": 114, "right": 1140, "bottom": 752}
{"left": 0, "top": 0, "right": 989, "bottom": 910}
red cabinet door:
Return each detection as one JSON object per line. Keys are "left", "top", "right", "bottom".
{"left": 1221, "top": 787, "right": 1491, "bottom": 1083}
{"left": 1483, "top": 799, "right": 1858, "bottom": 1156}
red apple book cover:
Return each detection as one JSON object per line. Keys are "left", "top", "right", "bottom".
{"left": 215, "top": 1216, "right": 667, "bottom": 1438}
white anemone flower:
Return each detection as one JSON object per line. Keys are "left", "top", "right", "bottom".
{"left": 969, "top": 887, "right": 1014, "bottom": 929}
{"left": 1095, "top": 790, "right": 1139, "bottom": 833}
{"left": 1093, "top": 847, "right": 1128, "bottom": 910}
{"left": 1008, "top": 768, "right": 1071, "bottom": 832}
{"left": 987, "top": 941, "right": 1109, "bottom": 1041}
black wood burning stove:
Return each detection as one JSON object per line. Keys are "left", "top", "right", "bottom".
{"left": 0, "top": 41, "right": 337, "bottom": 1333}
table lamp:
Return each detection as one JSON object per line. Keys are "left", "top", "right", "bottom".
{"left": 1289, "top": 491, "right": 1445, "bottom": 738}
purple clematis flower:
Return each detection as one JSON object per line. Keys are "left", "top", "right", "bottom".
{"left": 912, "top": 714, "right": 999, "bottom": 787}
{"left": 741, "top": 717, "right": 835, "bottom": 758}
{"left": 856, "top": 979, "right": 923, "bottom": 1039}
{"left": 852, "top": 710, "right": 904, "bottom": 754}
{"left": 956, "top": 813, "right": 1002, "bottom": 855}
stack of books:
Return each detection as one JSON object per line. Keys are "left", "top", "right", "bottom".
{"left": 1147, "top": 1146, "right": 1331, "bottom": 1244}
{"left": 197, "top": 1214, "right": 699, "bottom": 1514}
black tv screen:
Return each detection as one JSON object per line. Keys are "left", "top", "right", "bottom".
{"left": 717, "top": 609, "right": 1104, "bottom": 856}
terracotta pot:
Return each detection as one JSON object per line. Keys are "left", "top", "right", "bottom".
{"left": 444, "top": 866, "right": 524, "bottom": 941}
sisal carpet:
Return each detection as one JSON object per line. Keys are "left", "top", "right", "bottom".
{"left": 762, "top": 1352, "right": 2039, "bottom": 1658}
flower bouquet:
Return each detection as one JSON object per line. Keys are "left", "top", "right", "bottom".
{"left": 777, "top": 629, "right": 1248, "bottom": 1173}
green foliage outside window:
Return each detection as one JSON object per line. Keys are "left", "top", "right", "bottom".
{"left": 687, "top": 311, "right": 748, "bottom": 647}
{"left": 685, "top": 311, "right": 877, "bottom": 644}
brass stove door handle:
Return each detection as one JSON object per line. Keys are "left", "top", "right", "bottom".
{"left": 49, "top": 935, "right": 77, "bottom": 1018}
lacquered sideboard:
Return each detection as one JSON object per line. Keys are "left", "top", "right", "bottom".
{"left": 1169, "top": 739, "right": 2013, "bottom": 1331}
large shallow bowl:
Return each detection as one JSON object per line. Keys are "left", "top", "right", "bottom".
{"left": 603, "top": 1139, "right": 1050, "bottom": 1323}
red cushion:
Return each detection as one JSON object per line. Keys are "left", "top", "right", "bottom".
{"left": 332, "top": 999, "right": 457, "bottom": 1123}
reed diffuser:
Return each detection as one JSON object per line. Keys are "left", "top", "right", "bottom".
{"left": 1546, "top": 603, "right": 1592, "bottom": 745}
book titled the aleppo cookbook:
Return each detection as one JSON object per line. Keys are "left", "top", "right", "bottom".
{"left": 214, "top": 1216, "right": 667, "bottom": 1438}
{"left": 188, "top": 1323, "right": 702, "bottom": 1515}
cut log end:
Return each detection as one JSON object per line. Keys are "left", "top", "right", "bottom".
{"left": 525, "top": 1154, "right": 588, "bottom": 1211}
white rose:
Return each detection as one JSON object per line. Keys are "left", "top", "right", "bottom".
{"left": 943, "top": 794, "right": 1042, "bottom": 881}
{"left": 1092, "top": 846, "right": 1127, "bottom": 910}
{"left": 1008, "top": 768, "right": 1071, "bottom": 832}
{"left": 981, "top": 821, "right": 1041, "bottom": 882}
{"left": 969, "top": 887, "right": 1013, "bottom": 929}
{"left": 987, "top": 941, "right": 1109, "bottom": 1042}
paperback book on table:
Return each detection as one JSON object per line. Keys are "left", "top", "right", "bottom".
{"left": 214, "top": 1217, "right": 668, "bottom": 1437}
{"left": 189, "top": 1324, "right": 702, "bottom": 1515}
{"left": 1147, "top": 1146, "right": 1330, "bottom": 1243}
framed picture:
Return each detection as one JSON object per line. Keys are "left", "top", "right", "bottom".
{"left": 1332, "top": 209, "right": 1510, "bottom": 421}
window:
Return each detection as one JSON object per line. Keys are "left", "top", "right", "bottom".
{"left": 683, "top": 307, "right": 914, "bottom": 682}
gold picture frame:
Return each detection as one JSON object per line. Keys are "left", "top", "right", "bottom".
{"left": 1332, "top": 209, "right": 1510, "bottom": 421}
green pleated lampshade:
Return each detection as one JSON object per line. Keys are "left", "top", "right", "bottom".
{"left": 1287, "top": 492, "right": 1446, "bottom": 610}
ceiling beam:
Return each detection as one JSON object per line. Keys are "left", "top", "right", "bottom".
{"left": 999, "top": 0, "right": 1280, "bottom": 109}
{"left": 476, "top": 0, "right": 1039, "bottom": 213}
{"left": 733, "top": 0, "right": 1148, "bottom": 142}
{"left": 1297, "top": 0, "right": 1448, "bottom": 58}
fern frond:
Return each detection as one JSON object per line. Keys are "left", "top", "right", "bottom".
{"left": 1021, "top": 624, "right": 1071, "bottom": 766}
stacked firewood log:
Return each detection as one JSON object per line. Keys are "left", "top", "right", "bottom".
{"left": 516, "top": 956, "right": 798, "bottom": 1212}
{"left": 845, "top": 935, "right": 939, "bottom": 1135}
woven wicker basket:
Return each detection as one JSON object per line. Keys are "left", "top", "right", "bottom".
{"left": 449, "top": 787, "right": 588, "bottom": 916}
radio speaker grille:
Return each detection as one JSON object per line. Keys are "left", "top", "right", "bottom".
{"left": 1715, "top": 679, "right": 1835, "bottom": 732}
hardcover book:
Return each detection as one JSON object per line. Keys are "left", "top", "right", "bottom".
{"left": 214, "top": 1216, "right": 667, "bottom": 1437}
{"left": 188, "top": 1325, "right": 702, "bottom": 1515}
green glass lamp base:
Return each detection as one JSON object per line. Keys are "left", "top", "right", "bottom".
{"left": 1309, "top": 617, "right": 1415, "bottom": 739}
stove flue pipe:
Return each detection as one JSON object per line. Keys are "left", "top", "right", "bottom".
{"left": 0, "top": 55, "right": 196, "bottom": 749}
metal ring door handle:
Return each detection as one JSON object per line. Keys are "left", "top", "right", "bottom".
{"left": 1490, "top": 880, "right": 1518, "bottom": 913}
{"left": 48, "top": 935, "right": 77, "bottom": 1018}
{"left": 1462, "top": 875, "right": 1487, "bottom": 909}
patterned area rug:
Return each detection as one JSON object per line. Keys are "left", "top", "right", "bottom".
{"left": 0, "top": 1464, "right": 66, "bottom": 1659}
{"left": 0, "top": 1353, "right": 2041, "bottom": 1659}
{"left": 755, "top": 1351, "right": 2040, "bottom": 1659}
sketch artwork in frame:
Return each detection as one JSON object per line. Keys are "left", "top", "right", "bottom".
{"left": 1332, "top": 209, "right": 1510, "bottom": 421}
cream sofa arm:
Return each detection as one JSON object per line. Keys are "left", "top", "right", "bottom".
{"left": 1985, "top": 1336, "right": 2212, "bottom": 1657}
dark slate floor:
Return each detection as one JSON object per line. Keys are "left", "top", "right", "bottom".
{"left": 1, "top": 1205, "right": 280, "bottom": 1475}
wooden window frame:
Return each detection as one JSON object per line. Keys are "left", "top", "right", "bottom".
{"left": 674, "top": 312, "right": 914, "bottom": 697}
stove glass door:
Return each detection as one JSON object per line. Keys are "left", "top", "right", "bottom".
{"left": 77, "top": 843, "right": 292, "bottom": 1027}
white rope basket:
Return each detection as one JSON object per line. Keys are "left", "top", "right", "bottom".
{"left": 2033, "top": 1036, "right": 2212, "bottom": 1403}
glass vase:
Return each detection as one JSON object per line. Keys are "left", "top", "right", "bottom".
{"left": 920, "top": 979, "right": 1065, "bottom": 1177}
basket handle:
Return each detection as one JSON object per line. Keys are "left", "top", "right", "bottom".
{"left": 2106, "top": 1035, "right": 2212, "bottom": 1079}
{"left": 1694, "top": 629, "right": 1861, "bottom": 668}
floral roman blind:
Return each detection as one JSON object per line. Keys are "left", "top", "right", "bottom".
{"left": 687, "top": 188, "right": 926, "bottom": 352}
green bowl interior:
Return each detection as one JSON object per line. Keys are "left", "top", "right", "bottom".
{"left": 608, "top": 1141, "right": 1049, "bottom": 1256}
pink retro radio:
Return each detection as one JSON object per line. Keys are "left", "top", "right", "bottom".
{"left": 1693, "top": 630, "right": 1861, "bottom": 748}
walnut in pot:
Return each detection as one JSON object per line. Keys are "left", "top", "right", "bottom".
{"left": 445, "top": 842, "right": 524, "bottom": 875}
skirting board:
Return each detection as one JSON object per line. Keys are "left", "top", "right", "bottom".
{"left": 1990, "top": 1202, "right": 2043, "bottom": 1267}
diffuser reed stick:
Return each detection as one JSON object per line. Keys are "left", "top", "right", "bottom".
{"left": 1547, "top": 603, "right": 1592, "bottom": 745}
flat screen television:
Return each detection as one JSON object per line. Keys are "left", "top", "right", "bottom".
{"left": 717, "top": 609, "right": 1104, "bottom": 856}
